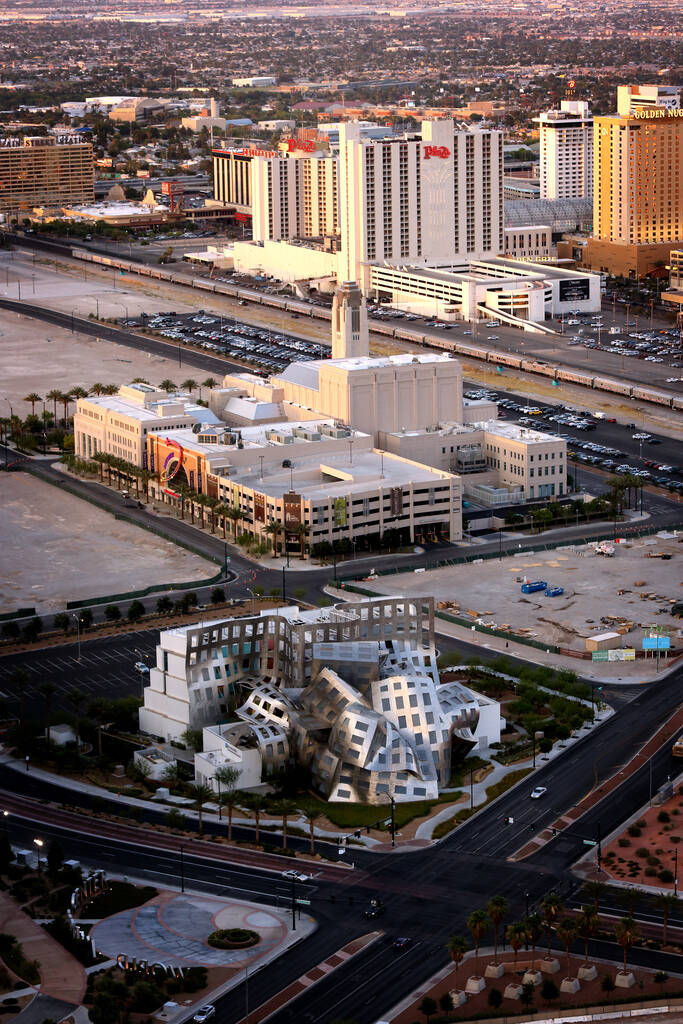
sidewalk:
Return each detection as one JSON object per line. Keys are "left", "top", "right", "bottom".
{"left": 0, "top": 892, "right": 86, "bottom": 1005}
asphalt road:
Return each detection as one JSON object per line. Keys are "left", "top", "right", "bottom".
{"left": 2, "top": 659, "right": 681, "bottom": 1024}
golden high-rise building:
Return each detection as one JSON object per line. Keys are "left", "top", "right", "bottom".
{"left": 593, "top": 85, "right": 683, "bottom": 246}
{"left": 0, "top": 136, "right": 94, "bottom": 216}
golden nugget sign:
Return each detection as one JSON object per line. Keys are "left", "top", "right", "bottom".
{"left": 632, "top": 108, "right": 683, "bottom": 119}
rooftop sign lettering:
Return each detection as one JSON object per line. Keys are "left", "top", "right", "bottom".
{"left": 632, "top": 108, "right": 683, "bottom": 119}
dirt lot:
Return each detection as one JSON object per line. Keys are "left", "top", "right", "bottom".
{"left": 601, "top": 783, "right": 682, "bottom": 890}
{"left": 362, "top": 535, "right": 682, "bottom": 651}
{"left": 0, "top": 474, "right": 213, "bottom": 614}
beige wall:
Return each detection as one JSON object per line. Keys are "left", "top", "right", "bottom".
{"left": 74, "top": 397, "right": 195, "bottom": 467}
{"left": 484, "top": 431, "right": 566, "bottom": 499}
{"left": 312, "top": 359, "right": 464, "bottom": 438}
{"left": 584, "top": 237, "right": 676, "bottom": 277}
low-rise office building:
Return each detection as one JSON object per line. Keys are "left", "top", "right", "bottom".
{"left": 73, "top": 383, "right": 210, "bottom": 467}
{"left": 379, "top": 420, "right": 567, "bottom": 502}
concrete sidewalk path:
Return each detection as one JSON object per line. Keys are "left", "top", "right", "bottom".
{"left": 0, "top": 892, "right": 86, "bottom": 1005}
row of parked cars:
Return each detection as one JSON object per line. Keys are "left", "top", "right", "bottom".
{"left": 125, "top": 313, "right": 328, "bottom": 374}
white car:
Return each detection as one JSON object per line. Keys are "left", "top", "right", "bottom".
{"left": 530, "top": 786, "right": 547, "bottom": 800}
{"left": 282, "top": 869, "right": 308, "bottom": 882}
{"left": 193, "top": 1007, "right": 216, "bottom": 1023}
{"left": 134, "top": 661, "right": 150, "bottom": 675}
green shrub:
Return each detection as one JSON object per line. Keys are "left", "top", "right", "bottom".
{"left": 627, "top": 824, "right": 641, "bottom": 837}
{"left": 207, "top": 928, "right": 259, "bottom": 949}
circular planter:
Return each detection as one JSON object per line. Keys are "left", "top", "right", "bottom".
{"left": 207, "top": 928, "right": 259, "bottom": 949}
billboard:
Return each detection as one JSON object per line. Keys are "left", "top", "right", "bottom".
{"left": 643, "top": 636, "right": 670, "bottom": 651}
{"left": 390, "top": 487, "right": 403, "bottom": 517}
{"left": 559, "top": 278, "right": 590, "bottom": 303}
{"left": 334, "top": 497, "right": 347, "bottom": 527}
{"left": 253, "top": 493, "right": 265, "bottom": 523}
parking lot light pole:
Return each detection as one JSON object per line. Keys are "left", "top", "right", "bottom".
{"left": 71, "top": 613, "right": 82, "bottom": 662}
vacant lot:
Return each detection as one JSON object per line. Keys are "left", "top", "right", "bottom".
{"left": 361, "top": 535, "right": 682, "bottom": 651}
{"left": 0, "top": 474, "right": 213, "bottom": 613}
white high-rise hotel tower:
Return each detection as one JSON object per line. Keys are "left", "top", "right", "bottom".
{"left": 338, "top": 119, "right": 504, "bottom": 284}
{"left": 535, "top": 99, "right": 593, "bottom": 200}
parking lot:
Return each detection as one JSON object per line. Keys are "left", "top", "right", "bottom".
{"left": 121, "top": 311, "right": 328, "bottom": 375}
{"left": 463, "top": 384, "right": 683, "bottom": 495}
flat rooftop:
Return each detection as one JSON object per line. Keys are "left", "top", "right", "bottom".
{"left": 227, "top": 448, "right": 453, "bottom": 499}
{"left": 483, "top": 420, "right": 565, "bottom": 444}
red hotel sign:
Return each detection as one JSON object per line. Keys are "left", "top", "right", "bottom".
{"left": 423, "top": 145, "right": 450, "bottom": 159}
{"left": 286, "top": 138, "right": 316, "bottom": 153}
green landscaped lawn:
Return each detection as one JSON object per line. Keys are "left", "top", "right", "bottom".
{"left": 295, "top": 793, "right": 462, "bottom": 831}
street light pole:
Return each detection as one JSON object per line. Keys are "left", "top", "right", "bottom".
{"left": 180, "top": 843, "right": 185, "bottom": 893}
{"left": 71, "top": 613, "right": 82, "bottom": 662}
{"left": 281, "top": 565, "right": 287, "bottom": 602}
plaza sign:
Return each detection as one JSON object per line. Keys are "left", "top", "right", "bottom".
{"left": 423, "top": 145, "right": 450, "bottom": 160}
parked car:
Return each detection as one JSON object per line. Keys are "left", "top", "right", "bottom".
{"left": 193, "top": 1007, "right": 216, "bottom": 1023}
{"left": 545, "top": 587, "right": 565, "bottom": 597}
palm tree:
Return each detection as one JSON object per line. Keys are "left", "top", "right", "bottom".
{"left": 70, "top": 385, "right": 88, "bottom": 403}
{"left": 466, "top": 909, "right": 489, "bottom": 970}
{"left": 60, "top": 391, "right": 73, "bottom": 424}
{"left": 277, "top": 799, "right": 298, "bottom": 852}
{"left": 541, "top": 893, "right": 563, "bottom": 957}
{"left": 227, "top": 506, "right": 243, "bottom": 540}
{"left": 447, "top": 935, "right": 468, "bottom": 990}
{"left": 486, "top": 896, "right": 508, "bottom": 963}
{"left": 203, "top": 377, "right": 218, "bottom": 389}
{"left": 69, "top": 688, "right": 84, "bottom": 749}
{"left": 39, "top": 681, "right": 56, "bottom": 747}
{"left": 614, "top": 917, "right": 638, "bottom": 975}
{"left": 101, "top": 384, "right": 118, "bottom": 396}
{"left": 188, "top": 783, "right": 213, "bottom": 836}
{"left": 621, "top": 887, "right": 642, "bottom": 918}
{"left": 582, "top": 880, "right": 606, "bottom": 916}
{"left": 576, "top": 906, "right": 599, "bottom": 966}
{"left": 23, "top": 393, "right": 41, "bottom": 416}
{"left": 218, "top": 789, "right": 240, "bottom": 842}
{"left": 555, "top": 917, "right": 577, "bottom": 976}
{"left": 46, "top": 388, "right": 62, "bottom": 422}
{"left": 159, "top": 379, "right": 177, "bottom": 393}
{"left": 655, "top": 893, "right": 679, "bottom": 946}
{"left": 266, "top": 519, "right": 283, "bottom": 556}
{"left": 181, "top": 378, "right": 198, "bottom": 393}
{"left": 89, "top": 383, "right": 105, "bottom": 396}
{"left": 506, "top": 921, "right": 527, "bottom": 972}
{"left": 249, "top": 794, "right": 267, "bottom": 846}
{"left": 303, "top": 810, "right": 318, "bottom": 856}
{"left": 525, "top": 912, "right": 543, "bottom": 973}
{"left": 214, "top": 764, "right": 240, "bottom": 836}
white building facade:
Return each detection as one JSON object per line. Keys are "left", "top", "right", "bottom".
{"left": 536, "top": 100, "right": 593, "bottom": 201}
{"left": 338, "top": 119, "right": 504, "bottom": 284}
